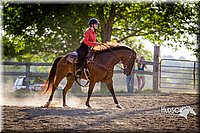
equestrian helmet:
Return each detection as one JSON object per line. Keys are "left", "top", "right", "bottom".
{"left": 88, "top": 18, "right": 99, "bottom": 25}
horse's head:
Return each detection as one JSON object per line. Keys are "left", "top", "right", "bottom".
{"left": 188, "top": 106, "right": 196, "bottom": 115}
{"left": 179, "top": 106, "right": 196, "bottom": 119}
{"left": 122, "top": 50, "right": 136, "bottom": 76}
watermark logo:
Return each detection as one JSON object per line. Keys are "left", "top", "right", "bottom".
{"left": 161, "top": 106, "right": 196, "bottom": 119}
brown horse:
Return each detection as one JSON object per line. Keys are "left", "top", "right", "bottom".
{"left": 43, "top": 42, "right": 136, "bottom": 109}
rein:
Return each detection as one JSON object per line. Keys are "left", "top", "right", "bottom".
{"left": 109, "top": 49, "right": 125, "bottom": 71}
{"left": 100, "top": 44, "right": 133, "bottom": 73}
{"left": 100, "top": 44, "right": 124, "bottom": 71}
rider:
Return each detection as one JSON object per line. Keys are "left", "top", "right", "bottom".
{"left": 75, "top": 18, "right": 100, "bottom": 78}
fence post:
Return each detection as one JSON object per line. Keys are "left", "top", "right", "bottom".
{"left": 193, "top": 61, "right": 196, "bottom": 89}
{"left": 26, "top": 62, "right": 31, "bottom": 90}
{"left": 153, "top": 46, "right": 160, "bottom": 92}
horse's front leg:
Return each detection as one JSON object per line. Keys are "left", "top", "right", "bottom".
{"left": 105, "top": 79, "right": 123, "bottom": 109}
{"left": 85, "top": 82, "right": 96, "bottom": 108}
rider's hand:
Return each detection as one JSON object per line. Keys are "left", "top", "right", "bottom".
{"left": 96, "top": 42, "right": 101, "bottom": 45}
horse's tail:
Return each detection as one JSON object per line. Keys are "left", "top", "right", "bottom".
{"left": 43, "top": 56, "right": 63, "bottom": 94}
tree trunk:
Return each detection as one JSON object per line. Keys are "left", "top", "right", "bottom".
{"left": 97, "top": 4, "right": 117, "bottom": 92}
{"left": 98, "top": 4, "right": 116, "bottom": 43}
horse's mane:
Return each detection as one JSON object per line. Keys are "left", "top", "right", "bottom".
{"left": 92, "top": 41, "right": 132, "bottom": 54}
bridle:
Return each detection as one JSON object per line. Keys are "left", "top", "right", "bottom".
{"left": 122, "top": 52, "right": 134, "bottom": 75}
{"left": 108, "top": 48, "right": 133, "bottom": 75}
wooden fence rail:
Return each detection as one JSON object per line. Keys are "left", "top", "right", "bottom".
{"left": 2, "top": 61, "right": 157, "bottom": 76}
{"left": 1, "top": 46, "right": 160, "bottom": 92}
{"left": 2, "top": 62, "right": 52, "bottom": 77}
{"left": 2, "top": 60, "right": 159, "bottom": 92}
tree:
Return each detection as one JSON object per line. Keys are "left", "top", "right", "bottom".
{"left": 85, "top": 2, "right": 198, "bottom": 58}
{"left": 99, "top": 2, "right": 197, "bottom": 48}
{"left": 2, "top": 2, "right": 199, "bottom": 61}
{"left": 3, "top": 4, "right": 90, "bottom": 61}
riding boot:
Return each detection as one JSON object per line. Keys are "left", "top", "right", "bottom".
{"left": 76, "top": 42, "right": 88, "bottom": 78}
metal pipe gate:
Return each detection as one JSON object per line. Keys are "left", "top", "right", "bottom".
{"left": 159, "top": 59, "right": 199, "bottom": 90}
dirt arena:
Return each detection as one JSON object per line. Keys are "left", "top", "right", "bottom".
{"left": 1, "top": 93, "right": 200, "bottom": 133}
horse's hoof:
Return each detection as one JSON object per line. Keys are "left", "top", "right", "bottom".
{"left": 41, "top": 102, "right": 50, "bottom": 108}
{"left": 87, "top": 106, "right": 92, "bottom": 109}
{"left": 86, "top": 104, "right": 91, "bottom": 109}
{"left": 116, "top": 104, "right": 123, "bottom": 109}
{"left": 63, "top": 105, "right": 70, "bottom": 108}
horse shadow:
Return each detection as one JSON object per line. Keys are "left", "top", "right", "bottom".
{"left": 19, "top": 107, "right": 107, "bottom": 120}
{"left": 18, "top": 102, "right": 198, "bottom": 131}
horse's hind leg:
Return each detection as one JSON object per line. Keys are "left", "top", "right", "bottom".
{"left": 43, "top": 69, "right": 68, "bottom": 108}
{"left": 105, "top": 79, "right": 122, "bottom": 109}
{"left": 63, "top": 75, "right": 74, "bottom": 107}
{"left": 43, "top": 84, "right": 57, "bottom": 108}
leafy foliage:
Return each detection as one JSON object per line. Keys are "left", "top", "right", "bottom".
{"left": 3, "top": 4, "right": 90, "bottom": 61}
{"left": 2, "top": 2, "right": 199, "bottom": 62}
{"left": 112, "top": 2, "right": 198, "bottom": 49}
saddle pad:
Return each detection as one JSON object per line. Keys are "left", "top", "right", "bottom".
{"left": 67, "top": 52, "right": 78, "bottom": 63}
{"left": 70, "top": 51, "right": 78, "bottom": 57}
{"left": 66, "top": 51, "right": 95, "bottom": 64}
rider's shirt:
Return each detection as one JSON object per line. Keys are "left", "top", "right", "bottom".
{"left": 82, "top": 28, "right": 97, "bottom": 46}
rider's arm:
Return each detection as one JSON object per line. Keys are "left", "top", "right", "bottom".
{"left": 83, "top": 29, "right": 97, "bottom": 46}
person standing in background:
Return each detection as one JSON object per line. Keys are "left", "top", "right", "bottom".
{"left": 126, "top": 66, "right": 134, "bottom": 93}
{"left": 136, "top": 56, "right": 146, "bottom": 91}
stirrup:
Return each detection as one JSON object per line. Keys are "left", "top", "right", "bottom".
{"left": 84, "top": 68, "right": 90, "bottom": 81}
{"left": 75, "top": 69, "right": 82, "bottom": 78}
